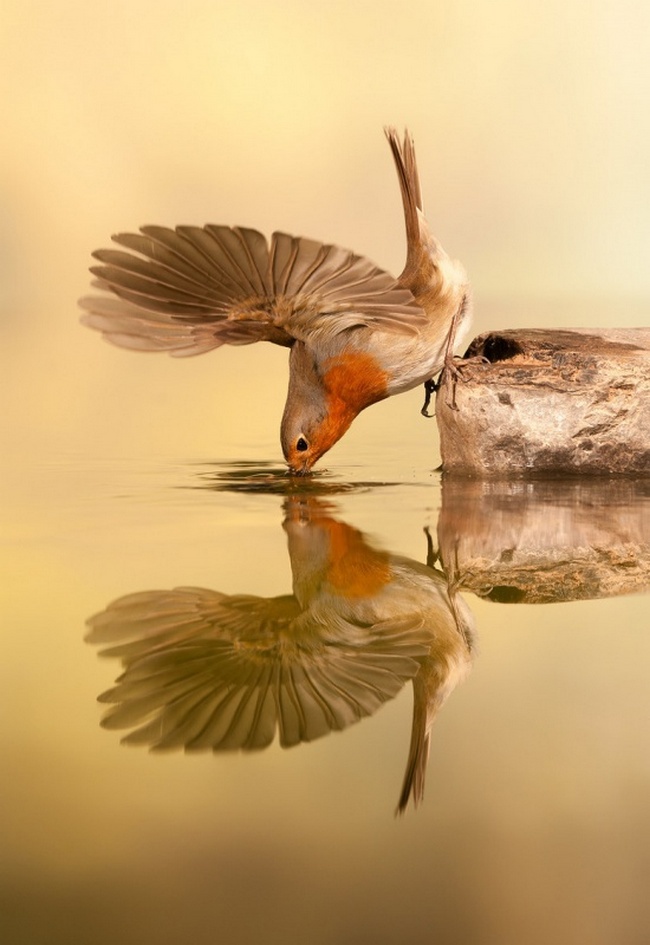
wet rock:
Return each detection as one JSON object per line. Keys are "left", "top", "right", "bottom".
{"left": 437, "top": 478, "right": 650, "bottom": 603}
{"left": 436, "top": 328, "right": 650, "bottom": 476}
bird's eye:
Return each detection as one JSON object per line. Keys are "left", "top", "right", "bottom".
{"left": 296, "top": 436, "right": 309, "bottom": 452}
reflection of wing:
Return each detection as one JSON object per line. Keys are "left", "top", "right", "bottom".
{"left": 86, "top": 587, "right": 300, "bottom": 662}
{"left": 86, "top": 587, "right": 429, "bottom": 751}
{"left": 80, "top": 226, "right": 427, "bottom": 356}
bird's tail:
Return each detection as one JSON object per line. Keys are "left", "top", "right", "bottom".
{"left": 384, "top": 126, "right": 423, "bottom": 262}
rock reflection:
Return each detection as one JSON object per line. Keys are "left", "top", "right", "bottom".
{"left": 438, "top": 478, "right": 650, "bottom": 603}
{"left": 86, "top": 497, "right": 475, "bottom": 812}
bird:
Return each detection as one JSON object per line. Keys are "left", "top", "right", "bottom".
{"left": 85, "top": 495, "right": 475, "bottom": 812}
{"left": 80, "top": 128, "right": 471, "bottom": 474}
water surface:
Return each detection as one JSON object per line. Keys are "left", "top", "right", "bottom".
{"left": 2, "top": 451, "right": 649, "bottom": 945}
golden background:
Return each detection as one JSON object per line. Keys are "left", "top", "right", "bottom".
{"left": 2, "top": 3, "right": 649, "bottom": 944}
{"left": 3, "top": 0, "right": 650, "bottom": 462}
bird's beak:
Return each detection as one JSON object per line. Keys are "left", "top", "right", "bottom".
{"left": 288, "top": 463, "right": 313, "bottom": 477}
{"left": 287, "top": 455, "right": 315, "bottom": 477}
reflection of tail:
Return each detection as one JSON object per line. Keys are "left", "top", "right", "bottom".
{"left": 395, "top": 590, "right": 475, "bottom": 815}
{"left": 396, "top": 669, "right": 432, "bottom": 813}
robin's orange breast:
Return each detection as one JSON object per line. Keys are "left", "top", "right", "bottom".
{"left": 314, "top": 351, "right": 390, "bottom": 448}
{"left": 322, "top": 351, "right": 390, "bottom": 408}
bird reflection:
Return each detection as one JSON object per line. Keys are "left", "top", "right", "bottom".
{"left": 86, "top": 497, "right": 475, "bottom": 812}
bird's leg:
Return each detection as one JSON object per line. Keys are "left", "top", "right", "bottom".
{"left": 440, "top": 295, "right": 470, "bottom": 410}
{"left": 420, "top": 295, "right": 471, "bottom": 416}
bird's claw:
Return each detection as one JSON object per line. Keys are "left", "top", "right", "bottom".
{"left": 443, "top": 357, "right": 467, "bottom": 411}
{"left": 423, "top": 526, "right": 440, "bottom": 569}
{"left": 420, "top": 357, "right": 467, "bottom": 414}
{"left": 420, "top": 378, "right": 438, "bottom": 417}
{"left": 441, "top": 354, "right": 488, "bottom": 410}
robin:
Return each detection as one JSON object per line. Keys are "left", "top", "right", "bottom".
{"left": 80, "top": 128, "right": 471, "bottom": 474}
{"left": 86, "top": 495, "right": 474, "bottom": 812}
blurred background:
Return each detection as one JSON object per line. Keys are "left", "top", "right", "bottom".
{"left": 2, "top": 2, "right": 650, "bottom": 944}
{"left": 3, "top": 0, "right": 650, "bottom": 462}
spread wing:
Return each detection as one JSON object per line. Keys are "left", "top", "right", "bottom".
{"left": 86, "top": 586, "right": 428, "bottom": 751}
{"left": 79, "top": 225, "right": 427, "bottom": 357}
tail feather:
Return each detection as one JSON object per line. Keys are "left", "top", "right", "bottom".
{"left": 385, "top": 126, "right": 423, "bottom": 261}
{"left": 395, "top": 685, "right": 431, "bottom": 815}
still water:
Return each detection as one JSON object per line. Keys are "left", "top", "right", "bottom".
{"left": 2, "top": 448, "right": 649, "bottom": 945}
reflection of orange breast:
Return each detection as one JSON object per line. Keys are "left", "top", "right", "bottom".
{"left": 325, "top": 521, "right": 391, "bottom": 598}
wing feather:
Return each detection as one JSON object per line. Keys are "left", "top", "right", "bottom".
{"left": 81, "top": 224, "right": 426, "bottom": 355}
{"left": 79, "top": 295, "right": 229, "bottom": 357}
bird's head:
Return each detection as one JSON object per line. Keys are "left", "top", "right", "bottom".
{"left": 281, "top": 341, "right": 389, "bottom": 475}
{"left": 281, "top": 343, "right": 356, "bottom": 475}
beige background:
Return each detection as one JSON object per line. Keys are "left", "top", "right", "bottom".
{"left": 2, "top": 5, "right": 650, "bottom": 944}
{"left": 3, "top": 0, "right": 650, "bottom": 464}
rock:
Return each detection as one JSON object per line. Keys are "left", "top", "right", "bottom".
{"left": 436, "top": 477, "right": 650, "bottom": 603}
{"left": 436, "top": 328, "right": 650, "bottom": 476}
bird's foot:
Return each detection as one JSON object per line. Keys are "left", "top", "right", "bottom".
{"left": 420, "top": 357, "right": 467, "bottom": 414}
{"left": 421, "top": 354, "right": 489, "bottom": 415}
{"left": 420, "top": 378, "right": 438, "bottom": 417}
{"left": 441, "top": 354, "right": 489, "bottom": 410}
{"left": 442, "top": 356, "right": 467, "bottom": 411}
